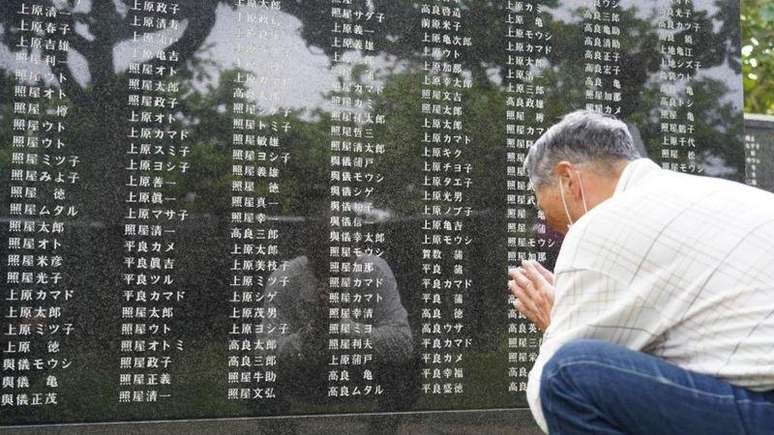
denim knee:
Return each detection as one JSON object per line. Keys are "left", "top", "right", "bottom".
{"left": 540, "top": 339, "right": 613, "bottom": 402}
{"left": 545, "top": 339, "right": 613, "bottom": 372}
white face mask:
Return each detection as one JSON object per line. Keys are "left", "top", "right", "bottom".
{"left": 558, "top": 171, "right": 589, "bottom": 230}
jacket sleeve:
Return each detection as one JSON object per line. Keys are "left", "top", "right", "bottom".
{"left": 527, "top": 266, "right": 665, "bottom": 433}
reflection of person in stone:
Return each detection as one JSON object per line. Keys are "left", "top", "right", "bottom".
{"left": 508, "top": 110, "right": 774, "bottom": 434}
{"left": 264, "top": 209, "right": 414, "bottom": 407}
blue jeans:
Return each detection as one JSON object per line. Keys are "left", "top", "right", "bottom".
{"left": 540, "top": 339, "right": 774, "bottom": 434}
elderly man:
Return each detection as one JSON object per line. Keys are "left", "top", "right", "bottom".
{"left": 509, "top": 110, "right": 774, "bottom": 434}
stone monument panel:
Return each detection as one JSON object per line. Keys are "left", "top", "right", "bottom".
{"left": 745, "top": 114, "right": 774, "bottom": 192}
{"left": 0, "top": 0, "right": 744, "bottom": 429}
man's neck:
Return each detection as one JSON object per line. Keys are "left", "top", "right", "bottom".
{"left": 584, "top": 159, "right": 630, "bottom": 209}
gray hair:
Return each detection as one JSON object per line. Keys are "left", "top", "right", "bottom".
{"left": 524, "top": 110, "right": 641, "bottom": 187}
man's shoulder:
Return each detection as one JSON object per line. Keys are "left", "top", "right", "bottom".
{"left": 587, "top": 167, "right": 774, "bottom": 224}
{"left": 559, "top": 170, "right": 774, "bottom": 273}
{"left": 621, "top": 166, "right": 773, "bottom": 202}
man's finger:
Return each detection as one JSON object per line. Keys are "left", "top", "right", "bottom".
{"left": 510, "top": 269, "right": 534, "bottom": 290}
{"left": 543, "top": 285, "right": 555, "bottom": 306}
{"left": 513, "top": 298, "right": 538, "bottom": 324}
{"left": 508, "top": 267, "right": 526, "bottom": 281}
{"left": 512, "top": 272, "right": 547, "bottom": 315}
{"left": 508, "top": 279, "right": 529, "bottom": 299}
{"left": 535, "top": 290, "right": 552, "bottom": 315}
{"left": 532, "top": 261, "right": 555, "bottom": 285}
{"left": 522, "top": 260, "right": 550, "bottom": 288}
{"left": 511, "top": 281, "right": 535, "bottom": 308}
{"left": 512, "top": 283, "right": 541, "bottom": 318}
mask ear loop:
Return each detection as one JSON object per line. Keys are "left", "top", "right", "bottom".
{"left": 577, "top": 171, "right": 589, "bottom": 214}
{"left": 558, "top": 176, "right": 574, "bottom": 228}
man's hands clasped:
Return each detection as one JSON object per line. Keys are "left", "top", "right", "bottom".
{"left": 508, "top": 260, "right": 556, "bottom": 331}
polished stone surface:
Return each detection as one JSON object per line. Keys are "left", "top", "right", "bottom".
{"left": 744, "top": 114, "right": 774, "bottom": 192}
{"left": 0, "top": 0, "right": 743, "bottom": 430}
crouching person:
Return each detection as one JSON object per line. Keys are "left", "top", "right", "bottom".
{"left": 509, "top": 111, "right": 774, "bottom": 434}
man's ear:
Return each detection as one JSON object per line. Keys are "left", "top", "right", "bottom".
{"left": 553, "top": 160, "right": 581, "bottom": 200}
{"left": 553, "top": 161, "right": 571, "bottom": 179}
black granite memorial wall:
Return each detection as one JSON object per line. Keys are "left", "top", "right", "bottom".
{"left": 0, "top": 0, "right": 744, "bottom": 433}
{"left": 745, "top": 114, "right": 774, "bottom": 193}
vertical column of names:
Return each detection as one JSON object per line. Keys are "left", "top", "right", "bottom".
{"left": 327, "top": 2, "right": 388, "bottom": 399}
{"left": 745, "top": 133, "right": 761, "bottom": 187}
{"left": 583, "top": 0, "right": 623, "bottom": 115}
{"left": 503, "top": 0, "right": 551, "bottom": 395}
{"left": 3, "top": 2, "right": 77, "bottom": 409}
{"left": 227, "top": 0, "right": 287, "bottom": 402}
{"left": 418, "top": 1, "right": 473, "bottom": 398}
{"left": 120, "top": 1, "right": 188, "bottom": 405}
{"left": 658, "top": 0, "right": 699, "bottom": 173}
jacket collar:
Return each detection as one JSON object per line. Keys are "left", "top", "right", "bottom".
{"left": 614, "top": 158, "right": 661, "bottom": 196}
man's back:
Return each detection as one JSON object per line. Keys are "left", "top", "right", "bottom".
{"left": 547, "top": 158, "right": 774, "bottom": 391}
{"left": 518, "top": 111, "right": 774, "bottom": 433}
